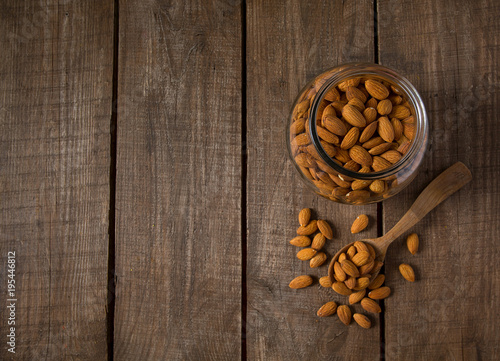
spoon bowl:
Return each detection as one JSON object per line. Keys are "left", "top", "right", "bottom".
{"left": 328, "top": 162, "right": 472, "bottom": 283}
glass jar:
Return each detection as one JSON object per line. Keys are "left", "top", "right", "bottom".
{"left": 287, "top": 63, "right": 428, "bottom": 204}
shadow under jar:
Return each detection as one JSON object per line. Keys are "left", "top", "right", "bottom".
{"left": 287, "top": 63, "right": 428, "bottom": 205}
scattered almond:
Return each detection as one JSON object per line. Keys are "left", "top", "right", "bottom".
{"left": 311, "top": 233, "right": 326, "bottom": 250}
{"left": 368, "top": 286, "right": 391, "bottom": 300}
{"left": 289, "top": 275, "right": 313, "bottom": 289}
{"left": 399, "top": 263, "right": 416, "bottom": 282}
{"left": 289, "top": 236, "right": 311, "bottom": 247}
{"left": 361, "top": 297, "right": 381, "bottom": 313}
{"left": 349, "top": 289, "right": 366, "bottom": 304}
{"left": 406, "top": 233, "right": 419, "bottom": 255}
{"left": 337, "top": 305, "right": 352, "bottom": 325}
{"left": 310, "top": 252, "right": 327, "bottom": 268}
{"left": 297, "top": 220, "right": 318, "bottom": 236}
{"left": 353, "top": 313, "right": 371, "bottom": 329}
{"left": 298, "top": 208, "right": 311, "bottom": 227}
{"left": 317, "top": 220, "right": 333, "bottom": 239}
{"left": 317, "top": 301, "right": 338, "bottom": 317}
{"left": 296, "top": 248, "right": 317, "bottom": 261}
{"left": 319, "top": 276, "right": 333, "bottom": 288}
{"left": 351, "top": 214, "right": 369, "bottom": 233}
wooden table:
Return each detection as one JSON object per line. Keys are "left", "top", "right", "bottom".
{"left": 1, "top": 0, "right": 499, "bottom": 360}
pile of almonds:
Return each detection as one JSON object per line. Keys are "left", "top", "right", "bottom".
{"left": 290, "top": 76, "right": 416, "bottom": 203}
{"left": 288, "top": 208, "right": 420, "bottom": 329}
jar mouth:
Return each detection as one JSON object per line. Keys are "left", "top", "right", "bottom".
{"left": 309, "top": 62, "right": 428, "bottom": 181}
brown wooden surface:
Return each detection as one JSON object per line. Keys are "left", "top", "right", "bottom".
{"left": 379, "top": 0, "right": 500, "bottom": 359}
{"left": 113, "top": 0, "right": 242, "bottom": 359}
{"left": 0, "top": 1, "right": 114, "bottom": 360}
{"left": 0, "top": 0, "right": 499, "bottom": 360}
{"left": 246, "top": 1, "right": 380, "bottom": 360}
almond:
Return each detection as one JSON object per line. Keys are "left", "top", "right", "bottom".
{"left": 324, "top": 87, "right": 340, "bottom": 102}
{"left": 377, "top": 99, "right": 393, "bottom": 115}
{"left": 293, "top": 99, "right": 310, "bottom": 117}
{"left": 397, "top": 137, "right": 411, "bottom": 154}
{"left": 317, "top": 301, "right": 338, "bottom": 317}
{"left": 341, "top": 259, "right": 360, "bottom": 278}
{"left": 297, "top": 220, "right": 318, "bottom": 236}
{"left": 349, "top": 145, "right": 373, "bottom": 167}
{"left": 368, "top": 286, "right": 391, "bottom": 300}
{"left": 310, "top": 252, "right": 327, "bottom": 268}
{"left": 361, "top": 297, "right": 381, "bottom": 313}
{"left": 317, "top": 126, "right": 340, "bottom": 145}
{"left": 403, "top": 121, "right": 415, "bottom": 140}
{"left": 365, "top": 79, "right": 389, "bottom": 100}
{"left": 358, "top": 121, "right": 378, "bottom": 143}
{"left": 406, "top": 233, "right": 419, "bottom": 255}
{"left": 343, "top": 160, "right": 360, "bottom": 173}
{"left": 297, "top": 248, "right": 317, "bottom": 261}
{"left": 353, "top": 313, "right": 371, "bottom": 329}
{"left": 353, "top": 277, "right": 370, "bottom": 290}
{"left": 320, "top": 141, "right": 337, "bottom": 158}
{"left": 334, "top": 261, "right": 347, "bottom": 282}
{"left": 362, "top": 107, "right": 378, "bottom": 124}
{"left": 322, "top": 104, "right": 337, "bottom": 118}
{"left": 365, "top": 98, "right": 378, "bottom": 109}
{"left": 289, "top": 236, "right": 311, "bottom": 247}
{"left": 346, "top": 86, "right": 367, "bottom": 103}
{"left": 348, "top": 98, "right": 365, "bottom": 112}
{"left": 362, "top": 136, "right": 384, "bottom": 149}
{"left": 330, "top": 101, "right": 346, "bottom": 114}
{"left": 344, "top": 276, "right": 356, "bottom": 290}
{"left": 338, "top": 78, "right": 361, "bottom": 92}
{"left": 338, "top": 253, "right": 347, "bottom": 263}
{"left": 298, "top": 208, "right": 311, "bottom": 226}
{"left": 351, "top": 179, "right": 372, "bottom": 190}
{"left": 346, "top": 190, "right": 370, "bottom": 203}
{"left": 330, "top": 174, "right": 351, "bottom": 188}
{"left": 389, "top": 105, "right": 411, "bottom": 119}
{"left": 391, "top": 118, "right": 404, "bottom": 140}
{"left": 349, "top": 289, "right": 366, "bottom": 304}
{"left": 342, "top": 104, "right": 367, "bottom": 127}
{"left": 290, "top": 118, "right": 306, "bottom": 135}
{"left": 319, "top": 276, "right": 333, "bottom": 288}
{"left": 332, "top": 187, "right": 350, "bottom": 197}
{"left": 359, "top": 259, "right": 375, "bottom": 275}
{"left": 380, "top": 150, "right": 402, "bottom": 164}
{"left": 351, "top": 251, "right": 371, "bottom": 267}
{"left": 351, "top": 214, "right": 369, "bottom": 234}
{"left": 353, "top": 241, "right": 369, "bottom": 253}
{"left": 399, "top": 263, "right": 416, "bottom": 282}
{"left": 332, "top": 281, "right": 352, "bottom": 296}
{"left": 365, "top": 243, "right": 377, "bottom": 259}
{"left": 311, "top": 233, "right": 326, "bottom": 250}
{"left": 323, "top": 115, "right": 348, "bottom": 136}
{"left": 291, "top": 132, "right": 311, "bottom": 147}
{"left": 289, "top": 275, "right": 313, "bottom": 289}
{"left": 337, "top": 305, "right": 352, "bottom": 325}
{"left": 372, "top": 156, "right": 392, "bottom": 172}
{"left": 368, "top": 274, "right": 385, "bottom": 290}
{"left": 368, "top": 142, "right": 393, "bottom": 156}
{"left": 340, "top": 127, "right": 360, "bottom": 149}
{"left": 334, "top": 147, "right": 352, "bottom": 163}
{"left": 378, "top": 116, "right": 395, "bottom": 143}
{"left": 317, "top": 220, "right": 333, "bottom": 239}
{"left": 347, "top": 245, "right": 357, "bottom": 259}
{"left": 369, "top": 179, "right": 386, "bottom": 193}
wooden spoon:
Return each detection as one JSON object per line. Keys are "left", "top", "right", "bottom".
{"left": 328, "top": 162, "right": 472, "bottom": 283}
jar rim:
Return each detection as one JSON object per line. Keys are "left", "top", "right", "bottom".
{"left": 309, "top": 62, "right": 428, "bottom": 181}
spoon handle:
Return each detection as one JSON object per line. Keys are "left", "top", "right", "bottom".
{"left": 380, "top": 162, "right": 472, "bottom": 247}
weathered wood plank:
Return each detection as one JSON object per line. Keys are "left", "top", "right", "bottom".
{"left": 379, "top": 0, "right": 500, "bottom": 359}
{"left": 114, "top": 1, "right": 242, "bottom": 359}
{"left": 246, "top": 1, "right": 380, "bottom": 360}
{"left": 0, "top": 1, "right": 114, "bottom": 360}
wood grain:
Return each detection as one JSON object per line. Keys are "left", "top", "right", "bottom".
{"left": 246, "top": 1, "right": 380, "bottom": 360}
{"left": 0, "top": 1, "right": 113, "bottom": 360}
{"left": 114, "top": 0, "right": 242, "bottom": 359}
{"left": 379, "top": 0, "right": 500, "bottom": 359}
